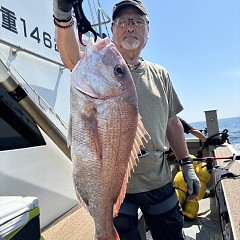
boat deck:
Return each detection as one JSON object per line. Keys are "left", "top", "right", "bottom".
{"left": 41, "top": 204, "right": 95, "bottom": 240}
{"left": 182, "top": 196, "right": 222, "bottom": 240}
{"left": 42, "top": 145, "right": 240, "bottom": 240}
{"left": 41, "top": 195, "right": 221, "bottom": 240}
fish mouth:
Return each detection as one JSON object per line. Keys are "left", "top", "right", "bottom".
{"left": 96, "top": 37, "right": 111, "bottom": 49}
{"left": 87, "top": 37, "right": 112, "bottom": 51}
{"left": 79, "top": 38, "right": 112, "bottom": 64}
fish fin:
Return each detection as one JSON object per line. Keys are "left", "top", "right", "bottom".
{"left": 128, "top": 114, "right": 151, "bottom": 171}
{"left": 67, "top": 115, "right": 72, "bottom": 147}
{"left": 113, "top": 115, "right": 150, "bottom": 217}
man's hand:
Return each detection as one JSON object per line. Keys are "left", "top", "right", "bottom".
{"left": 53, "top": 0, "right": 73, "bottom": 22}
{"left": 181, "top": 157, "right": 200, "bottom": 199}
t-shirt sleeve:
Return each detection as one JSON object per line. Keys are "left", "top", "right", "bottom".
{"left": 161, "top": 69, "right": 183, "bottom": 118}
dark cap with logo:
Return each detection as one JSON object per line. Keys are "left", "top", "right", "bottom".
{"left": 112, "top": 0, "right": 148, "bottom": 20}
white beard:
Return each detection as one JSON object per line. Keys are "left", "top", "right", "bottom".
{"left": 122, "top": 37, "right": 140, "bottom": 50}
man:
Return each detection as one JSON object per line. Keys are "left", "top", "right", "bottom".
{"left": 179, "top": 117, "right": 207, "bottom": 142}
{"left": 166, "top": 117, "right": 206, "bottom": 161}
{"left": 53, "top": 0, "right": 200, "bottom": 239}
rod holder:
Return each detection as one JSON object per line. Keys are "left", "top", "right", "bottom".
{"left": 204, "top": 110, "right": 220, "bottom": 139}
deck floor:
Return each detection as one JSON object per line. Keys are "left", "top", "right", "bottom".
{"left": 146, "top": 197, "right": 222, "bottom": 240}
{"left": 183, "top": 197, "right": 222, "bottom": 240}
{"left": 42, "top": 196, "right": 222, "bottom": 240}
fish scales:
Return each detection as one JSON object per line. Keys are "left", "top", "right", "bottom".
{"left": 68, "top": 37, "right": 149, "bottom": 240}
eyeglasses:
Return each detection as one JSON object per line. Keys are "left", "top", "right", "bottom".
{"left": 113, "top": 16, "right": 149, "bottom": 28}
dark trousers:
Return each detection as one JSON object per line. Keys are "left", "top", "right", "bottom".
{"left": 113, "top": 182, "right": 185, "bottom": 240}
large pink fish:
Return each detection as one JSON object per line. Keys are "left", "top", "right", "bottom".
{"left": 68, "top": 37, "right": 149, "bottom": 240}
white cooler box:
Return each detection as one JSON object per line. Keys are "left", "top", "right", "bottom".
{"left": 0, "top": 196, "right": 44, "bottom": 240}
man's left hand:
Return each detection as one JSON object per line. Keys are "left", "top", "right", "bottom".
{"left": 181, "top": 157, "right": 200, "bottom": 199}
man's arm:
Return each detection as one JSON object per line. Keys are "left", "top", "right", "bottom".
{"left": 179, "top": 117, "right": 206, "bottom": 142}
{"left": 167, "top": 115, "right": 200, "bottom": 197}
{"left": 166, "top": 116, "right": 189, "bottom": 160}
{"left": 189, "top": 128, "right": 207, "bottom": 142}
{"left": 55, "top": 20, "right": 81, "bottom": 70}
{"left": 53, "top": 0, "right": 82, "bottom": 70}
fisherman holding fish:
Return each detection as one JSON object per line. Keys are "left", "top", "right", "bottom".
{"left": 53, "top": 0, "right": 200, "bottom": 239}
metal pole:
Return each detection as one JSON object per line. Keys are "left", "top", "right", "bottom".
{"left": 98, "top": 8, "right": 102, "bottom": 37}
{"left": 204, "top": 110, "right": 220, "bottom": 139}
{"left": 0, "top": 60, "right": 71, "bottom": 160}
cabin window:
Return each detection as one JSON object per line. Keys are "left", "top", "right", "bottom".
{"left": 0, "top": 85, "right": 46, "bottom": 151}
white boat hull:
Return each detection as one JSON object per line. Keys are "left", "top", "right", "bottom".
{"left": 0, "top": 129, "right": 78, "bottom": 228}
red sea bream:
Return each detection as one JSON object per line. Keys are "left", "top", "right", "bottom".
{"left": 68, "top": 37, "right": 149, "bottom": 240}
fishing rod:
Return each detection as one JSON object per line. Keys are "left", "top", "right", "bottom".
{"left": 193, "top": 155, "right": 240, "bottom": 162}
{"left": 193, "top": 154, "right": 239, "bottom": 174}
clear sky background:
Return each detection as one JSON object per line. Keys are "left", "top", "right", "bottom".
{"left": 87, "top": 0, "right": 240, "bottom": 123}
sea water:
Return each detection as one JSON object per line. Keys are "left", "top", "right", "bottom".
{"left": 187, "top": 116, "right": 240, "bottom": 154}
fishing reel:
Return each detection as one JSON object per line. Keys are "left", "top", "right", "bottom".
{"left": 205, "top": 129, "right": 230, "bottom": 146}
{"left": 197, "top": 129, "right": 230, "bottom": 158}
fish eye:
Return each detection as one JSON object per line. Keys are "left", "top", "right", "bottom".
{"left": 114, "top": 65, "right": 124, "bottom": 76}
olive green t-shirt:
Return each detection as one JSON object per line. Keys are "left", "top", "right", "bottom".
{"left": 127, "top": 60, "right": 183, "bottom": 193}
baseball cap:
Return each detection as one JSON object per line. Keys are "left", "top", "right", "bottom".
{"left": 112, "top": 0, "right": 148, "bottom": 20}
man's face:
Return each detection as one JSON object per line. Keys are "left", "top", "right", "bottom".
{"left": 111, "top": 7, "right": 149, "bottom": 52}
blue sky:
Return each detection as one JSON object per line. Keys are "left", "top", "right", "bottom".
{"left": 87, "top": 0, "right": 240, "bottom": 123}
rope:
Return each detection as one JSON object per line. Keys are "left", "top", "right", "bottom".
{"left": 97, "top": 0, "right": 110, "bottom": 38}
{"left": 88, "top": 0, "right": 97, "bottom": 31}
